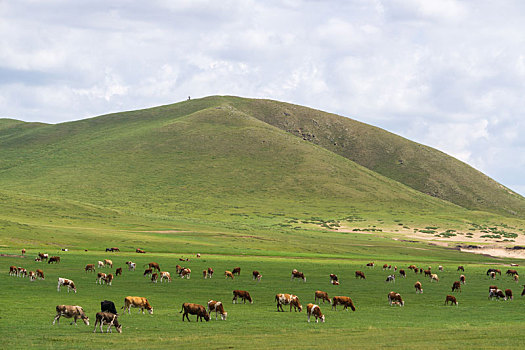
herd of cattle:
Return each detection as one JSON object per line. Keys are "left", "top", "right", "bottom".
{"left": 6, "top": 251, "right": 525, "bottom": 333}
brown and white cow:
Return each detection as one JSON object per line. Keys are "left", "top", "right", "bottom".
{"left": 329, "top": 274, "right": 339, "bottom": 284}
{"left": 21, "top": 248, "right": 26, "bottom": 255}
{"left": 489, "top": 271, "right": 496, "bottom": 280}
{"left": 514, "top": 274, "right": 519, "bottom": 284}
{"left": 28, "top": 271, "right": 36, "bottom": 281}
{"left": 445, "top": 295, "right": 458, "bottom": 306}
{"left": 207, "top": 267, "right": 214, "bottom": 278}
{"left": 430, "top": 274, "right": 439, "bottom": 283}
{"left": 366, "top": 262, "right": 375, "bottom": 268}
{"left": 307, "top": 303, "right": 325, "bottom": 323}
{"left": 122, "top": 296, "right": 153, "bottom": 314}
{"left": 399, "top": 269, "right": 406, "bottom": 278}
{"left": 96, "top": 272, "right": 107, "bottom": 284}
{"left": 207, "top": 300, "right": 227, "bottom": 320}
{"left": 48, "top": 256, "right": 60, "bottom": 264}
{"left": 53, "top": 305, "right": 89, "bottom": 325}
{"left": 489, "top": 288, "right": 505, "bottom": 300}
{"left": 93, "top": 312, "right": 122, "bottom": 333}
{"left": 331, "top": 296, "right": 356, "bottom": 311}
{"left": 9, "top": 266, "right": 17, "bottom": 276}
{"left": 232, "top": 290, "right": 253, "bottom": 304}
{"left": 232, "top": 267, "right": 241, "bottom": 276}
{"left": 151, "top": 273, "right": 158, "bottom": 283}
{"left": 85, "top": 264, "right": 96, "bottom": 273}
{"left": 388, "top": 292, "right": 404, "bottom": 306}
{"left": 408, "top": 265, "right": 417, "bottom": 270}
{"left": 275, "top": 293, "right": 302, "bottom": 312}
{"left": 355, "top": 271, "right": 366, "bottom": 279}
{"left": 176, "top": 265, "right": 183, "bottom": 274}
{"left": 179, "top": 268, "right": 191, "bottom": 279}
{"left": 160, "top": 271, "right": 172, "bottom": 282}
{"left": 414, "top": 281, "right": 423, "bottom": 294}
{"left": 180, "top": 303, "right": 210, "bottom": 322}
{"left": 98, "top": 261, "right": 104, "bottom": 268}
{"left": 291, "top": 269, "right": 306, "bottom": 282}
{"left": 253, "top": 270, "right": 261, "bottom": 280}
{"left": 314, "top": 290, "right": 331, "bottom": 304}
{"left": 224, "top": 271, "right": 234, "bottom": 279}
{"left": 505, "top": 289, "right": 513, "bottom": 300}
{"left": 36, "top": 269, "right": 44, "bottom": 280}
{"left": 145, "top": 262, "right": 160, "bottom": 272}
{"left": 451, "top": 281, "right": 461, "bottom": 293}
{"left": 17, "top": 267, "right": 27, "bottom": 277}
{"left": 382, "top": 264, "right": 388, "bottom": 270}
{"left": 103, "top": 259, "right": 113, "bottom": 268}
{"left": 438, "top": 265, "right": 443, "bottom": 271}
{"left": 57, "top": 277, "right": 76, "bottom": 293}
{"left": 460, "top": 274, "right": 466, "bottom": 284}
{"left": 38, "top": 253, "right": 49, "bottom": 261}
{"left": 103, "top": 273, "right": 114, "bottom": 286}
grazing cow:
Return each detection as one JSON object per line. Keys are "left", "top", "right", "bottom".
{"left": 232, "top": 267, "right": 241, "bottom": 276}
{"left": 179, "top": 268, "right": 191, "bottom": 279}
{"left": 399, "top": 269, "right": 406, "bottom": 278}
{"left": 275, "top": 293, "right": 302, "bottom": 312}
{"left": 207, "top": 300, "right": 227, "bottom": 320}
{"left": 96, "top": 272, "right": 107, "bottom": 284}
{"left": 17, "top": 267, "right": 27, "bottom": 277}
{"left": 291, "top": 269, "right": 306, "bottom": 282}
{"left": 414, "top": 268, "right": 419, "bottom": 275}
{"left": 451, "top": 281, "right": 461, "bottom": 293}
{"left": 176, "top": 265, "right": 184, "bottom": 274}
{"left": 331, "top": 296, "right": 356, "bottom": 311}
{"left": 103, "top": 259, "right": 113, "bottom": 268}
{"left": 329, "top": 274, "right": 339, "bottom": 284}
{"left": 414, "top": 281, "right": 423, "bottom": 294}
{"left": 203, "top": 270, "right": 208, "bottom": 279}
{"left": 457, "top": 266, "right": 464, "bottom": 272}
{"left": 314, "top": 290, "right": 331, "bottom": 304}
{"left": 386, "top": 275, "right": 395, "bottom": 283}
{"left": 57, "top": 277, "right": 77, "bottom": 293}
{"left": 143, "top": 268, "right": 153, "bottom": 277}
{"left": 439, "top": 266, "right": 443, "bottom": 271}
{"left": 505, "top": 289, "right": 513, "bottom": 300}
{"left": 424, "top": 269, "right": 432, "bottom": 277}
{"left": 355, "top": 271, "right": 366, "bottom": 279}
{"left": 207, "top": 267, "right": 214, "bottom": 278}
{"left": 366, "top": 262, "right": 375, "bottom": 268}
{"left": 506, "top": 269, "right": 518, "bottom": 276}
{"left": 253, "top": 270, "right": 261, "bottom": 280}
{"left": 514, "top": 275, "right": 519, "bottom": 284}
{"left": 93, "top": 312, "right": 122, "bottom": 333}
{"left": 430, "top": 274, "right": 439, "bottom": 283}
{"left": 232, "top": 290, "right": 253, "bottom": 304}
{"left": 253, "top": 271, "right": 262, "bottom": 282}
{"left": 105, "top": 247, "right": 120, "bottom": 252}
{"left": 224, "top": 270, "right": 235, "bottom": 280}
{"left": 180, "top": 303, "right": 210, "bottom": 322}
{"left": 53, "top": 305, "right": 89, "bottom": 325}
{"left": 382, "top": 264, "right": 388, "bottom": 270}
{"left": 103, "top": 273, "right": 114, "bottom": 286}
{"left": 445, "top": 295, "right": 458, "bottom": 306}
{"left": 28, "top": 271, "right": 36, "bottom": 281}
{"left": 487, "top": 268, "right": 501, "bottom": 276}
{"left": 101, "top": 300, "right": 117, "bottom": 315}
{"left": 388, "top": 292, "right": 404, "bottom": 306}
{"left": 307, "top": 303, "right": 325, "bottom": 323}
{"left": 489, "top": 288, "right": 505, "bottom": 300}
{"left": 36, "top": 269, "right": 44, "bottom": 280}
{"left": 458, "top": 274, "right": 466, "bottom": 284}
{"left": 21, "top": 248, "right": 26, "bottom": 255}
{"left": 48, "top": 256, "right": 60, "bottom": 264}
{"left": 125, "top": 261, "right": 136, "bottom": 271}
{"left": 489, "top": 271, "right": 496, "bottom": 280}
{"left": 136, "top": 248, "right": 146, "bottom": 254}
{"left": 9, "top": 265, "right": 17, "bottom": 276}
{"left": 122, "top": 296, "right": 153, "bottom": 315}
{"left": 419, "top": 268, "right": 423, "bottom": 274}
{"left": 34, "top": 257, "right": 41, "bottom": 262}
{"left": 38, "top": 253, "right": 49, "bottom": 261}
{"left": 98, "top": 261, "right": 104, "bottom": 268}
{"left": 160, "top": 271, "right": 172, "bottom": 282}
{"left": 408, "top": 265, "right": 417, "bottom": 270}
{"left": 144, "top": 262, "right": 160, "bottom": 272}
{"left": 85, "top": 264, "right": 95, "bottom": 273}
{"left": 196, "top": 253, "right": 201, "bottom": 258}
{"left": 521, "top": 285, "right": 525, "bottom": 296}
{"left": 151, "top": 273, "right": 158, "bottom": 283}
{"left": 115, "top": 267, "right": 122, "bottom": 276}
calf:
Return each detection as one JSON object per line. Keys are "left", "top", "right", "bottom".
{"left": 232, "top": 290, "right": 253, "bottom": 304}
{"left": 53, "top": 305, "right": 89, "bottom": 325}
{"left": 232, "top": 267, "right": 241, "bottom": 276}
{"left": 314, "top": 290, "right": 331, "bottom": 304}
{"left": 180, "top": 303, "right": 210, "bottom": 322}
{"left": 505, "top": 289, "right": 513, "bottom": 301}
{"left": 445, "top": 295, "right": 458, "bottom": 306}
{"left": 48, "top": 256, "right": 60, "bottom": 264}
{"left": 224, "top": 271, "right": 234, "bottom": 279}
{"left": 57, "top": 277, "right": 76, "bottom": 293}
{"left": 115, "top": 267, "right": 122, "bottom": 276}
{"left": 355, "top": 271, "right": 366, "bottom": 279}
{"left": 36, "top": 269, "right": 44, "bottom": 280}
{"left": 122, "top": 296, "right": 153, "bottom": 314}
{"left": 331, "top": 296, "right": 356, "bottom": 311}
{"left": 85, "top": 264, "right": 96, "bottom": 273}
{"left": 451, "top": 281, "right": 461, "bottom": 293}
{"left": 414, "top": 281, "right": 423, "bottom": 294}
{"left": 307, "top": 303, "right": 325, "bottom": 323}
{"left": 160, "top": 271, "right": 172, "bottom": 282}
{"left": 386, "top": 274, "right": 395, "bottom": 283}
{"left": 179, "top": 268, "right": 191, "bottom": 279}
{"left": 460, "top": 274, "right": 466, "bottom": 284}
{"left": 275, "top": 293, "right": 302, "bottom": 312}
{"left": 207, "top": 300, "right": 227, "bottom": 320}
{"left": 143, "top": 268, "right": 153, "bottom": 277}
{"left": 291, "top": 269, "right": 306, "bottom": 282}
{"left": 101, "top": 300, "right": 117, "bottom": 315}
{"left": 388, "top": 291, "right": 404, "bottom": 306}
{"left": 93, "top": 312, "right": 122, "bottom": 333}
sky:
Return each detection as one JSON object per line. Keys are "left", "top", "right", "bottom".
{"left": 1, "top": 0, "right": 524, "bottom": 195}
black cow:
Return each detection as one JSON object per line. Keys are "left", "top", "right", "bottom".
{"left": 101, "top": 300, "right": 117, "bottom": 315}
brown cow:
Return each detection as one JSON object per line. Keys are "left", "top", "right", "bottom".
{"left": 53, "top": 305, "right": 90, "bottom": 325}
{"left": 506, "top": 269, "right": 518, "bottom": 276}
{"left": 143, "top": 268, "right": 153, "bottom": 277}
{"left": 207, "top": 300, "right": 227, "bottom": 320}
{"left": 85, "top": 264, "right": 96, "bottom": 273}
{"left": 232, "top": 267, "right": 241, "bottom": 276}
{"left": 224, "top": 271, "right": 234, "bottom": 279}
{"left": 307, "top": 303, "right": 325, "bottom": 323}
{"left": 445, "top": 295, "right": 458, "bottom": 306}
{"left": 505, "top": 289, "right": 513, "bottom": 300}
{"left": 331, "top": 296, "right": 356, "bottom": 311}
{"left": 514, "top": 274, "right": 519, "bottom": 284}
{"left": 207, "top": 267, "right": 214, "bottom": 278}
{"left": 232, "top": 290, "right": 253, "bottom": 304}
{"left": 103, "top": 273, "right": 114, "bottom": 286}
{"left": 176, "top": 265, "right": 183, "bottom": 274}
{"left": 48, "top": 256, "right": 60, "bottom": 264}
{"left": 103, "top": 259, "right": 113, "bottom": 268}
{"left": 21, "top": 249, "right": 26, "bottom": 255}
{"left": 451, "top": 281, "right": 461, "bottom": 292}
{"left": 9, "top": 266, "right": 17, "bottom": 276}
{"left": 93, "top": 312, "right": 122, "bottom": 333}
{"left": 355, "top": 271, "right": 366, "bottom": 279}
{"left": 180, "top": 303, "right": 210, "bottom": 322}
{"left": 36, "top": 269, "right": 44, "bottom": 280}
{"left": 17, "top": 267, "right": 27, "bottom": 277}
{"left": 28, "top": 271, "right": 36, "bottom": 281}
{"left": 275, "top": 293, "right": 302, "bottom": 312}
{"left": 382, "top": 264, "right": 388, "bottom": 270}
{"left": 115, "top": 267, "right": 122, "bottom": 276}
{"left": 122, "top": 296, "right": 153, "bottom": 314}
{"left": 388, "top": 291, "right": 404, "bottom": 306}
{"left": 424, "top": 269, "right": 432, "bottom": 277}
{"left": 136, "top": 248, "right": 146, "bottom": 254}
{"left": 366, "top": 262, "right": 375, "bottom": 268}
{"left": 253, "top": 270, "right": 261, "bottom": 280}
{"left": 314, "top": 290, "right": 331, "bottom": 304}
{"left": 145, "top": 262, "right": 160, "bottom": 271}
{"left": 408, "top": 265, "right": 417, "bottom": 270}
{"left": 291, "top": 269, "right": 306, "bottom": 282}
{"left": 151, "top": 273, "right": 158, "bottom": 283}
{"left": 179, "top": 268, "right": 191, "bottom": 279}
{"left": 414, "top": 281, "right": 423, "bottom": 294}
{"left": 399, "top": 269, "right": 406, "bottom": 278}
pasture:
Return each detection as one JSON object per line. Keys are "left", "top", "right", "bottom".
{"left": 2, "top": 248, "right": 525, "bottom": 349}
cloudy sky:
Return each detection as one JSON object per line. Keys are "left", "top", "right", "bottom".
{"left": 1, "top": 0, "right": 524, "bottom": 195}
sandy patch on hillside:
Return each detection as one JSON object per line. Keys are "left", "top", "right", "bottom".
{"left": 459, "top": 247, "right": 525, "bottom": 260}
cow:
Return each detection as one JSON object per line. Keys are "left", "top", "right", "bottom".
{"left": 180, "top": 303, "right": 210, "bottom": 322}
{"left": 17, "top": 267, "right": 27, "bottom": 277}
{"left": 460, "top": 275, "right": 466, "bottom": 284}
{"left": 115, "top": 267, "right": 122, "bottom": 276}
{"left": 451, "top": 281, "right": 461, "bottom": 293}
{"left": 28, "top": 271, "right": 36, "bottom": 281}
{"left": 419, "top": 268, "right": 423, "bottom": 274}
{"left": 53, "top": 305, "right": 89, "bottom": 326}
{"left": 179, "top": 268, "right": 191, "bottom": 279}
{"left": 176, "top": 265, "right": 184, "bottom": 274}
{"left": 505, "top": 289, "right": 513, "bottom": 300}
{"left": 382, "top": 264, "right": 388, "bottom": 270}
{"left": 125, "top": 261, "right": 136, "bottom": 271}
{"left": 85, "top": 264, "right": 95, "bottom": 273}
{"left": 275, "top": 293, "right": 302, "bottom": 312}
{"left": 438, "top": 266, "right": 443, "bottom": 271}
{"left": 307, "top": 303, "right": 325, "bottom": 323}
{"left": 487, "top": 268, "right": 501, "bottom": 276}
{"left": 207, "top": 267, "right": 214, "bottom": 278}
{"left": 489, "top": 271, "right": 496, "bottom": 280}
{"left": 414, "top": 281, "right": 423, "bottom": 294}
{"left": 144, "top": 262, "right": 160, "bottom": 271}
{"left": 514, "top": 274, "right": 519, "bottom": 284}
{"left": 93, "top": 312, "right": 122, "bottom": 333}
{"left": 521, "top": 285, "right": 525, "bottom": 296}
{"left": 388, "top": 292, "right": 404, "bottom": 306}
{"left": 489, "top": 288, "right": 505, "bottom": 300}
{"left": 314, "top": 290, "right": 331, "bottom": 304}
{"left": 386, "top": 275, "right": 395, "bottom": 283}
{"left": 196, "top": 253, "right": 201, "bottom": 258}
{"left": 408, "top": 265, "right": 417, "bottom": 270}
{"left": 232, "top": 290, "right": 253, "bottom": 304}
{"left": 331, "top": 296, "right": 356, "bottom": 311}
{"left": 101, "top": 300, "right": 118, "bottom": 315}
{"left": 57, "top": 277, "right": 77, "bottom": 293}
{"left": 48, "top": 256, "right": 60, "bottom": 264}
{"left": 457, "top": 266, "right": 464, "bottom": 272}
{"left": 103, "top": 259, "right": 113, "bottom": 268}
{"left": 291, "top": 269, "right": 306, "bottom": 282}
{"left": 160, "top": 271, "right": 172, "bottom": 282}
{"left": 424, "top": 269, "right": 432, "bottom": 277}
{"left": 253, "top": 270, "right": 261, "bottom": 280}
{"left": 34, "top": 257, "right": 41, "bottom": 262}
{"left": 21, "top": 248, "right": 26, "bottom": 255}
{"left": 103, "top": 273, "right": 114, "bottom": 286}
{"left": 203, "top": 270, "right": 208, "bottom": 279}
{"left": 430, "top": 274, "right": 439, "bottom": 283}
{"left": 399, "top": 269, "right": 406, "bottom": 278}
{"left": 151, "top": 273, "right": 158, "bottom": 283}
{"left": 329, "top": 274, "right": 339, "bottom": 284}
{"left": 366, "top": 262, "right": 375, "bottom": 268}
{"left": 36, "top": 269, "right": 44, "bottom": 280}
{"left": 9, "top": 266, "right": 17, "bottom": 276}
{"left": 355, "top": 271, "right": 366, "bottom": 279}
{"left": 122, "top": 296, "right": 153, "bottom": 314}
{"left": 232, "top": 267, "right": 241, "bottom": 276}
{"left": 38, "top": 253, "right": 49, "bottom": 261}
{"left": 445, "top": 295, "right": 458, "bottom": 306}
{"left": 224, "top": 271, "right": 234, "bottom": 279}
{"left": 136, "top": 248, "right": 146, "bottom": 254}
{"left": 207, "top": 300, "right": 227, "bottom": 320}
{"left": 98, "top": 261, "right": 104, "bottom": 268}
{"left": 510, "top": 263, "right": 519, "bottom": 266}
{"left": 506, "top": 269, "right": 518, "bottom": 276}
{"left": 96, "top": 272, "right": 107, "bottom": 284}
{"left": 143, "top": 268, "right": 153, "bottom": 277}
{"left": 105, "top": 247, "right": 120, "bottom": 252}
